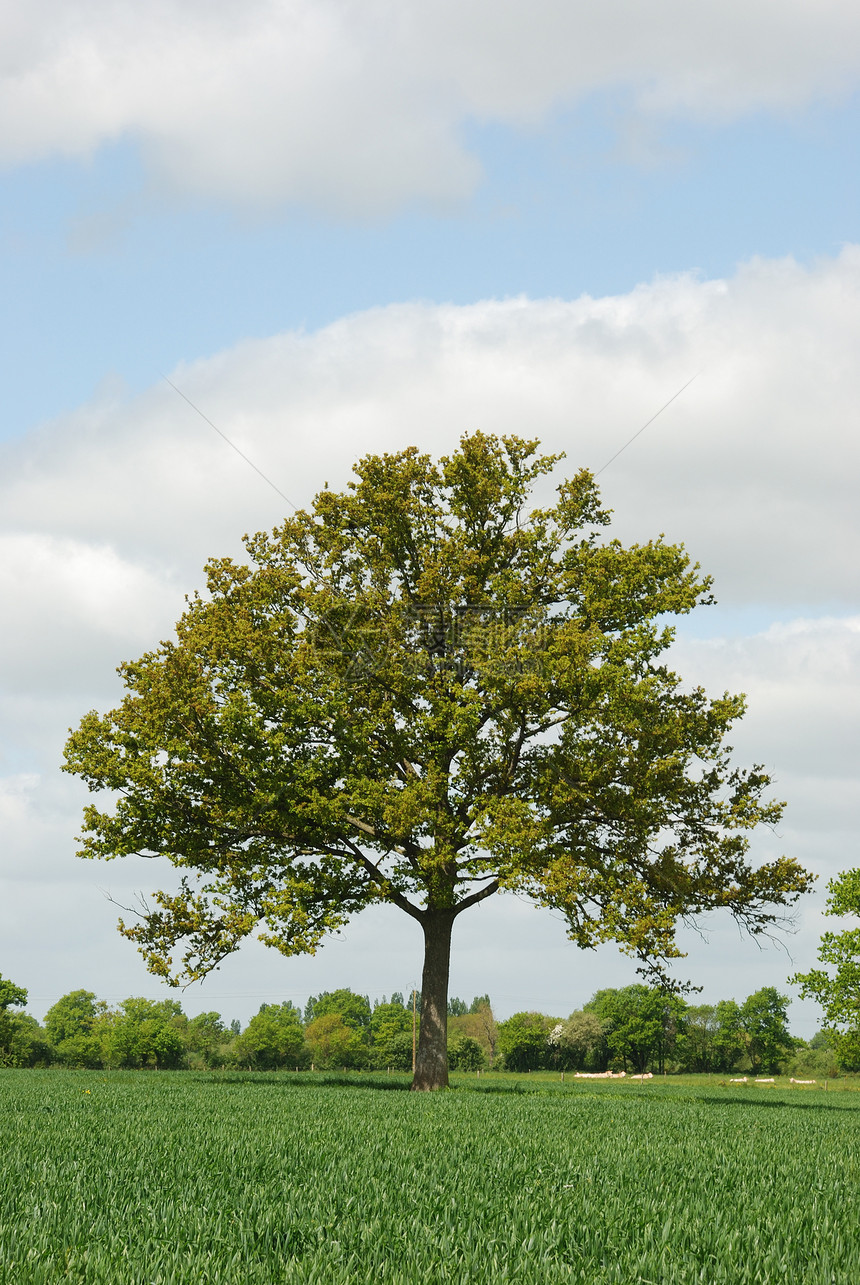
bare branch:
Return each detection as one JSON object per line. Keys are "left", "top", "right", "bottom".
{"left": 453, "top": 879, "right": 500, "bottom": 916}
{"left": 340, "top": 835, "right": 424, "bottom": 923}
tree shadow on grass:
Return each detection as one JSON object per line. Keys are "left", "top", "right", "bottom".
{"left": 188, "top": 1072, "right": 537, "bottom": 1095}
{"left": 456, "top": 1081, "right": 526, "bottom": 1095}
{"left": 191, "top": 1072, "right": 414, "bottom": 1092}
{"left": 694, "top": 1094, "right": 860, "bottom": 1114}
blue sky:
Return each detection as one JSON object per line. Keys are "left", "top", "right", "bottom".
{"left": 3, "top": 92, "right": 858, "bottom": 439}
{"left": 1, "top": 1, "right": 859, "bottom": 1032}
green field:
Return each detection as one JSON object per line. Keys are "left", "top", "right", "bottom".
{"left": 1, "top": 1070, "right": 858, "bottom": 1284}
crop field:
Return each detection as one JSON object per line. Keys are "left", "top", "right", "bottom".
{"left": 1, "top": 1070, "right": 858, "bottom": 1284}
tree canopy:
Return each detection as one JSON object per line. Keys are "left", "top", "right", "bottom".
{"left": 792, "top": 869, "right": 860, "bottom": 1069}
{"left": 63, "top": 432, "right": 813, "bottom": 1088}
{"left": 234, "top": 1002, "right": 305, "bottom": 1070}
{"left": 304, "top": 988, "right": 372, "bottom": 1032}
{"left": 737, "top": 986, "right": 795, "bottom": 1074}
{"left": 0, "top": 974, "right": 32, "bottom": 1067}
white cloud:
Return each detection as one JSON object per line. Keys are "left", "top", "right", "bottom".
{"left": 669, "top": 617, "right": 860, "bottom": 876}
{"left": 2, "top": 250, "right": 858, "bottom": 1025}
{"left": 671, "top": 618, "right": 860, "bottom": 777}
{"left": 0, "top": 534, "right": 182, "bottom": 694}
{"left": 1, "top": 1, "right": 859, "bottom": 213}
{"left": 3, "top": 247, "right": 858, "bottom": 606}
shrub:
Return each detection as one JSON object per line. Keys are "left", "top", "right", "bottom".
{"left": 304, "top": 1013, "right": 368, "bottom": 1069}
{"left": 449, "top": 1035, "right": 487, "bottom": 1071}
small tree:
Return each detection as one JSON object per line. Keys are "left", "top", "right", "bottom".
{"left": 792, "top": 869, "right": 860, "bottom": 1070}
{"left": 448, "top": 1034, "right": 486, "bottom": 1071}
{"left": 448, "top": 1000, "right": 498, "bottom": 1067}
{"left": 98, "top": 997, "right": 186, "bottom": 1069}
{"left": 370, "top": 999, "right": 412, "bottom": 1065}
{"left": 384, "top": 1031, "right": 415, "bottom": 1071}
{"left": 0, "top": 975, "right": 35, "bottom": 1066}
{"left": 677, "top": 1004, "right": 719, "bottom": 1073}
{"left": 44, "top": 990, "right": 103, "bottom": 1067}
{"left": 554, "top": 1010, "right": 607, "bottom": 1071}
{"left": 470, "top": 1001, "right": 499, "bottom": 1068}
{"left": 304, "top": 989, "right": 372, "bottom": 1036}
{"left": 4, "top": 1014, "right": 50, "bottom": 1067}
{"left": 585, "top": 986, "right": 672, "bottom": 1073}
{"left": 739, "top": 987, "right": 794, "bottom": 1074}
{"left": 63, "top": 434, "right": 813, "bottom": 1089}
{"left": 498, "top": 1011, "right": 554, "bottom": 1071}
{"left": 0, "top": 976, "right": 48, "bottom": 1067}
{"left": 233, "top": 1002, "right": 306, "bottom": 1069}
{"left": 187, "top": 1011, "right": 232, "bottom": 1068}
{"left": 304, "top": 1013, "right": 367, "bottom": 1068}
{"left": 709, "top": 1000, "right": 747, "bottom": 1073}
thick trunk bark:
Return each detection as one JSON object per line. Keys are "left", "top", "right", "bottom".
{"left": 411, "top": 910, "right": 455, "bottom": 1091}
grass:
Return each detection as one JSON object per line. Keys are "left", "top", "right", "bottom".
{"left": 2, "top": 1069, "right": 859, "bottom": 1283}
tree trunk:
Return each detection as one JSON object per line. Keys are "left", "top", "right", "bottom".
{"left": 411, "top": 910, "right": 455, "bottom": 1091}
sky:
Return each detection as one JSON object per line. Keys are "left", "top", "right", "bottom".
{"left": 1, "top": 0, "right": 859, "bottom": 1035}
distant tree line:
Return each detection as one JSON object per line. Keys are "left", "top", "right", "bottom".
{"left": 0, "top": 976, "right": 493, "bottom": 1073}
{"left": 496, "top": 985, "right": 841, "bottom": 1078}
{"left": 0, "top": 974, "right": 845, "bottom": 1076}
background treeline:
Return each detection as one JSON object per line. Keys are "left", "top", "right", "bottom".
{"left": 498, "top": 985, "right": 841, "bottom": 1078}
{"left": 0, "top": 974, "right": 844, "bottom": 1075}
{"left": 0, "top": 977, "right": 483, "bottom": 1072}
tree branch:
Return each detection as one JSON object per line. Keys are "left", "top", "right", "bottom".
{"left": 345, "top": 813, "right": 405, "bottom": 854}
{"left": 453, "top": 879, "right": 500, "bottom": 915}
{"left": 340, "top": 835, "right": 425, "bottom": 923}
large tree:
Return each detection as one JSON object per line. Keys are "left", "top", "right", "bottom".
{"left": 64, "top": 433, "right": 812, "bottom": 1089}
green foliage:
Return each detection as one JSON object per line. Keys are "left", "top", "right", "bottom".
{"left": 383, "top": 1030, "right": 415, "bottom": 1071}
{"left": 739, "top": 987, "right": 794, "bottom": 1075}
{"left": 710, "top": 1000, "right": 747, "bottom": 1073}
{"left": 447, "top": 996, "right": 468, "bottom": 1016}
{"left": 98, "top": 997, "right": 187, "bottom": 1069}
{"left": 44, "top": 990, "right": 103, "bottom": 1067}
{"left": 186, "top": 1011, "right": 231, "bottom": 1069}
{"left": 233, "top": 1002, "right": 306, "bottom": 1070}
{"left": 552, "top": 1010, "right": 607, "bottom": 1071}
{"left": 0, "top": 1013, "right": 50, "bottom": 1068}
{"left": 669, "top": 998, "right": 747, "bottom": 1074}
{"left": 370, "top": 1000, "right": 412, "bottom": 1066}
{"left": 785, "top": 1045, "right": 839, "bottom": 1080}
{"left": 674, "top": 1003, "right": 717, "bottom": 1073}
{"left": 304, "top": 989, "right": 371, "bottom": 1036}
{"left": 582, "top": 986, "right": 685, "bottom": 1074}
{"left": 0, "top": 974, "right": 27, "bottom": 1012}
{"left": 3, "top": 1072, "right": 860, "bottom": 1283}
{"left": 44, "top": 989, "right": 99, "bottom": 1044}
{"left": 62, "top": 434, "right": 813, "bottom": 1088}
{"left": 676, "top": 1003, "right": 737, "bottom": 1074}
{"left": 448, "top": 1002, "right": 499, "bottom": 1069}
{"left": 19, "top": 976, "right": 809, "bottom": 1077}
{"left": 792, "top": 868, "right": 860, "bottom": 1069}
{"left": 0, "top": 971, "right": 31, "bottom": 1063}
{"left": 497, "top": 1011, "right": 555, "bottom": 1071}
{"left": 448, "top": 1034, "right": 487, "bottom": 1071}
{"left": 304, "top": 1013, "right": 368, "bottom": 1069}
